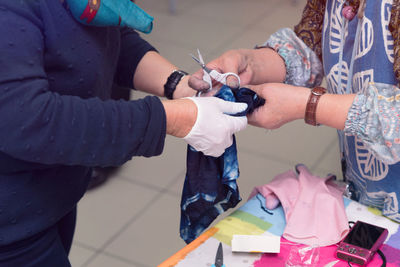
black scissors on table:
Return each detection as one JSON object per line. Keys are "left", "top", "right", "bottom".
{"left": 211, "top": 242, "right": 226, "bottom": 267}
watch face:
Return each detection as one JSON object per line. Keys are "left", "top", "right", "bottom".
{"left": 312, "top": 87, "right": 327, "bottom": 96}
{"left": 164, "top": 70, "right": 187, "bottom": 99}
{"left": 177, "top": 70, "right": 189, "bottom": 75}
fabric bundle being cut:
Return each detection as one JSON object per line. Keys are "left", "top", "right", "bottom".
{"left": 180, "top": 85, "right": 265, "bottom": 244}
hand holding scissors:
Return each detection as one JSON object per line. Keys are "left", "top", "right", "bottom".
{"left": 190, "top": 49, "right": 240, "bottom": 96}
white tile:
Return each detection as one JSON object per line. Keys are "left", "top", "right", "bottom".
{"left": 74, "top": 178, "right": 157, "bottom": 249}
{"left": 167, "top": 141, "right": 303, "bottom": 199}
{"left": 104, "top": 194, "right": 186, "bottom": 267}
{"left": 136, "top": 0, "right": 202, "bottom": 16}
{"left": 210, "top": 28, "right": 276, "bottom": 54}
{"left": 129, "top": 90, "right": 151, "bottom": 101}
{"left": 183, "top": 0, "right": 281, "bottom": 27}
{"left": 235, "top": 121, "right": 339, "bottom": 169}
{"left": 311, "top": 136, "right": 343, "bottom": 179}
{"left": 69, "top": 244, "right": 96, "bottom": 267}
{"left": 236, "top": 150, "right": 300, "bottom": 199}
{"left": 166, "top": 132, "right": 341, "bottom": 201}
{"left": 253, "top": 0, "right": 307, "bottom": 33}
{"left": 87, "top": 254, "right": 143, "bottom": 267}
{"left": 139, "top": 10, "right": 248, "bottom": 56}
{"left": 117, "top": 135, "right": 187, "bottom": 189}
{"left": 165, "top": 175, "right": 185, "bottom": 197}
{"left": 165, "top": 149, "right": 296, "bottom": 217}
{"left": 137, "top": 38, "right": 201, "bottom": 77}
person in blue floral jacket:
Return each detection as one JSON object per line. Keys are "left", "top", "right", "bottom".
{"left": 190, "top": 0, "right": 400, "bottom": 223}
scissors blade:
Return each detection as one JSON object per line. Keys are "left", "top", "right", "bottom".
{"left": 197, "top": 49, "right": 213, "bottom": 73}
{"left": 190, "top": 53, "right": 212, "bottom": 74}
{"left": 197, "top": 48, "right": 205, "bottom": 65}
{"left": 214, "top": 242, "right": 224, "bottom": 267}
{"left": 190, "top": 53, "right": 204, "bottom": 67}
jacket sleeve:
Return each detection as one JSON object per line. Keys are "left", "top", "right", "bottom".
{"left": 345, "top": 82, "right": 400, "bottom": 164}
{"left": 261, "top": 0, "right": 325, "bottom": 88}
{"left": 265, "top": 28, "right": 324, "bottom": 88}
{"left": 0, "top": 1, "right": 166, "bottom": 167}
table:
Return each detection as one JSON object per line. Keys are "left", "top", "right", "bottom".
{"left": 159, "top": 196, "right": 400, "bottom": 267}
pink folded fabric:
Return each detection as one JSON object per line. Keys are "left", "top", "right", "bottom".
{"left": 249, "top": 164, "right": 349, "bottom": 246}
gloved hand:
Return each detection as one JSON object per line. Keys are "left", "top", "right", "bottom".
{"left": 183, "top": 97, "right": 248, "bottom": 157}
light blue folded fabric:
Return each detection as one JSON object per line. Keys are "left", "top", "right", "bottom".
{"left": 65, "top": 0, "right": 153, "bottom": 33}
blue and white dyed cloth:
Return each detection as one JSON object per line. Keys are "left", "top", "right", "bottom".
{"left": 180, "top": 86, "right": 265, "bottom": 243}
{"left": 266, "top": 0, "right": 400, "bottom": 222}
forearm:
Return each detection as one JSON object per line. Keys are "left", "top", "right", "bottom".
{"left": 133, "top": 51, "right": 175, "bottom": 96}
{"left": 317, "top": 93, "right": 355, "bottom": 130}
{"left": 285, "top": 86, "right": 355, "bottom": 130}
{"left": 133, "top": 51, "right": 196, "bottom": 98}
{"left": 246, "top": 48, "right": 286, "bottom": 84}
{"left": 247, "top": 84, "right": 353, "bottom": 131}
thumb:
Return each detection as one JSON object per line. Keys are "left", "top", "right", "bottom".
{"left": 215, "top": 60, "right": 240, "bottom": 89}
{"left": 226, "top": 115, "right": 248, "bottom": 133}
{"left": 226, "top": 74, "right": 240, "bottom": 89}
{"left": 217, "top": 100, "right": 248, "bottom": 115}
{"left": 188, "top": 69, "right": 210, "bottom": 91}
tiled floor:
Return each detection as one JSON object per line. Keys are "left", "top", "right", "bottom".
{"left": 69, "top": 0, "right": 343, "bottom": 266}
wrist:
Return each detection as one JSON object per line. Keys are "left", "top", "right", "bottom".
{"left": 284, "top": 85, "right": 310, "bottom": 121}
{"left": 164, "top": 70, "right": 188, "bottom": 99}
{"left": 173, "top": 75, "right": 197, "bottom": 99}
{"left": 317, "top": 93, "right": 355, "bottom": 130}
{"left": 304, "top": 87, "right": 327, "bottom": 126}
{"left": 163, "top": 98, "right": 197, "bottom": 138}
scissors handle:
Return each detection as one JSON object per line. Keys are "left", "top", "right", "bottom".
{"left": 209, "top": 70, "right": 240, "bottom": 87}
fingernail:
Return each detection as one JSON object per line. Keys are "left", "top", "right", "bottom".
{"left": 228, "top": 80, "right": 239, "bottom": 89}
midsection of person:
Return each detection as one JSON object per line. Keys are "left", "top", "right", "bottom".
{"left": 322, "top": 0, "right": 400, "bottom": 220}
{"left": 0, "top": 0, "right": 153, "bottom": 246}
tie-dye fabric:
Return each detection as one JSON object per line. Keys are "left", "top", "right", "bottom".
{"left": 180, "top": 86, "right": 265, "bottom": 244}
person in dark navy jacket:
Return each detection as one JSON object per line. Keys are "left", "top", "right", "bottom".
{"left": 0, "top": 1, "right": 248, "bottom": 266}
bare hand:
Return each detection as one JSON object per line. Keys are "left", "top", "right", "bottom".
{"left": 188, "top": 49, "right": 255, "bottom": 92}
{"left": 246, "top": 83, "right": 310, "bottom": 129}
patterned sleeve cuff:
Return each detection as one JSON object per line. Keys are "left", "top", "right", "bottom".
{"left": 265, "top": 28, "right": 324, "bottom": 88}
{"left": 344, "top": 82, "right": 400, "bottom": 164}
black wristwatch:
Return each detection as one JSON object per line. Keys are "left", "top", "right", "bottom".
{"left": 164, "top": 70, "right": 188, "bottom": 99}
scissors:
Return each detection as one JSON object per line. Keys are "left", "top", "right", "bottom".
{"left": 212, "top": 242, "right": 226, "bottom": 267}
{"left": 190, "top": 49, "right": 240, "bottom": 96}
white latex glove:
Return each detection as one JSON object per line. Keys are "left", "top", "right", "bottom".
{"left": 183, "top": 97, "right": 248, "bottom": 157}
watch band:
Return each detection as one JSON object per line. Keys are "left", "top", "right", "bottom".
{"left": 304, "top": 86, "right": 327, "bottom": 126}
{"left": 254, "top": 44, "right": 269, "bottom": 49}
{"left": 164, "top": 70, "right": 188, "bottom": 100}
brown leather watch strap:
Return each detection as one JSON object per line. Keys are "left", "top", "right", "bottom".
{"left": 305, "top": 86, "right": 327, "bottom": 126}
